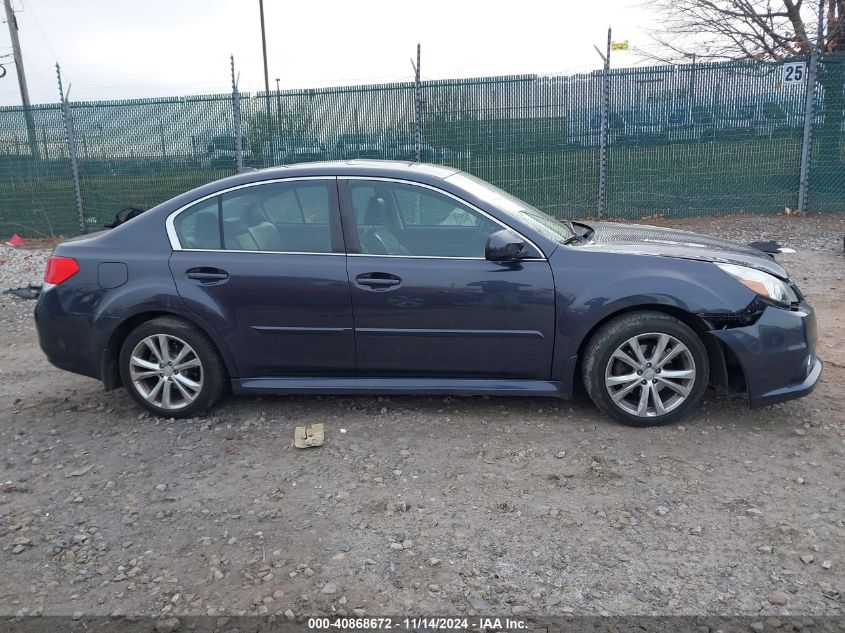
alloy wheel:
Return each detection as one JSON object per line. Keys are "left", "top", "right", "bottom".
{"left": 129, "top": 334, "right": 204, "bottom": 411}
{"left": 604, "top": 332, "right": 696, "bottom": 418}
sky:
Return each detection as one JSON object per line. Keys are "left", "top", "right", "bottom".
{"left": 0, "top": 0, "right": 657, "bottom": 107}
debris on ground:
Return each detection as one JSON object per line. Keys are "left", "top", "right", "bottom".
{"left": 294, "top": 423, "right": 325, "bottom": 448}
{"left": 747, "top": 240, "right": 796, "bottom": 255}
{"left": 0, "top": 244, "right": 49, "bottom": 302}
{"left": 5, "top": 233, "right": 24, "bottom": 247}
{"left": 3, "top": 284, "right": 41, "bottom": 300}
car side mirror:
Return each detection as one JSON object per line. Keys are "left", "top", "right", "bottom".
{"left": 485, "top": 229, "right": 527, "bottom": 261}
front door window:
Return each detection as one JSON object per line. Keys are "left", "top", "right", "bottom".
{"left": 347, "top": 180, "right": 501, "bottom": 258}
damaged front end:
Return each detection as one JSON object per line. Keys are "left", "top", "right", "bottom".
{"left": 699, "top": 297, "right": 821, "bottom": 407}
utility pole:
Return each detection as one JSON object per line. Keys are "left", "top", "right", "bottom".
{"left": 258, "top": 0, "right": 271, "bottom": 147}
{"left": 4, "top": 0, "right": 39, "bottom": 159}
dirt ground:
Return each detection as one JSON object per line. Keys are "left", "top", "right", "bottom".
{"left": 0, "top": 213, "right": 843, "bottom": 621}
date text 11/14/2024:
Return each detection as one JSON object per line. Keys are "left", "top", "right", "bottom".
{"left": 307, "top": 617, "right": 529, "bottom": 630}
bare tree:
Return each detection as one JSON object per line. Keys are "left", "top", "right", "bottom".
{"left": 644, "top": 0, "right": 844, "bottom": 160}
{"left": 644, "top": 0, "right": 842, "bottom": 61}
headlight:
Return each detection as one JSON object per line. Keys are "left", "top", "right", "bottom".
{"left": 717, "top": 263, "right": 798, "bottom": 305}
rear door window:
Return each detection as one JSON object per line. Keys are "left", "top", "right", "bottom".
{"left": 174, "top": 181, "right": 335, "bottom": 253}
{"left": 173, "top": 198, "right": 221, "bottom": 249}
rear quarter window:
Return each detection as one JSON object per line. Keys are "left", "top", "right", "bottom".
{"left": 173, "top": 198, "right": 220, "bottom": 249}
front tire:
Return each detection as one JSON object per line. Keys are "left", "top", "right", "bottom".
{"left": 582, "top": 311, "right": 709, "bottom": 427}
{"left": 119, "top": 316, "right": 227, "bottom": 419}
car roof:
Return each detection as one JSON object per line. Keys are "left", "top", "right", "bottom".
{"left": 136, "top": 161, "right": 463, "bottom": 225}
{"left": 250, "top": 160, "right": 460, "bottom": 181}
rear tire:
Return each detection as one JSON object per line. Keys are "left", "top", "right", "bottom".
{"left": 582, "top": 311, "right": 708, "bottom": 427}
{"left": 119, "top": 316, "right": 227, "bottom": 419}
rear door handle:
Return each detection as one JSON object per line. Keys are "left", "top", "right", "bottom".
{"left": 186, "top": 267, "right": 229, "bottom": 284}
{"left": 355, "top": 273, "right": 401, "bottom": 289}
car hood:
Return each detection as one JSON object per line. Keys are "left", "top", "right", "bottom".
{"left": 577, "top": 221, "right": 788, "bottom": 278}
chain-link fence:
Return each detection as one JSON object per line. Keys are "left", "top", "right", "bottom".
{"left": 0, "top": 54, "right": 843, "bottom": 237}
{"left": 808, "top": 53, "right": 845, "bottom": 213}
{"left": 69, "top": 94, "right": 238, "bottom": 229}
{"left": 0, "top": 103, "right": 78, "bottom": 237}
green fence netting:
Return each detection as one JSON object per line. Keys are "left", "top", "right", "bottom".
{"left": 67, "top": 94, "right": 239, "bottom": 230}
{"left": 604, "top": 61, "right": 806, "bottom": 217}
{"left": 0, "top": 55, "right": 842, "bottom": 238}
{"left": 808, "top": 52, "right": 845, "bottom": 213}
{"left": 0, "top": 103, "right": 78, "bottom": 237}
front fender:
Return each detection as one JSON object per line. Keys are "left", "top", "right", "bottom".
{"left": 549, "top": 248, "right": 756, "bottom": 384}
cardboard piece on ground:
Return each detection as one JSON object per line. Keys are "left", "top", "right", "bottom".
{"left": 294, "top": 423, "right": 325, "bottom": 448}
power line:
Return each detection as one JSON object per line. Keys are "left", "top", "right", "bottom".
{"left": 19, "top": 0, "right": 58, "bottom": 61}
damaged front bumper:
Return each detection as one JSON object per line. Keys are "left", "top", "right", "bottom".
{"left": 709, "top": 302, "right": 822, "bottom": 407}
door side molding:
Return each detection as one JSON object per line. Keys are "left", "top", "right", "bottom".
{"left": 233, "top": 377, "right": 564, "bottom": 397}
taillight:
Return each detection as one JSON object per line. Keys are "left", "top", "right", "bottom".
{"left": 43, "top": 256, "right": 80, "bottom": 288}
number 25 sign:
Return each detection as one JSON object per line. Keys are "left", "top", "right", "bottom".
{"left": 781, "top": 62, "right": 807, "bottom": 85}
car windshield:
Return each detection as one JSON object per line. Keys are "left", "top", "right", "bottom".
{"left": 212, "top": 136, "right": 246, "bottom": 150}
{"left": 340, "top": 134, "right": 373, "bottom": 143}
{"left": 447, "top": 172, "right": 575, "bottom": 243}
{"left": 289, "top": 137, "right": 319, "bottom": 146}
{"left": 626, "top": 111, "right": 662, "bottom": 125}
{"left": 718, "top": 105, "right": 755, "bottom": 120}
{"left": 761, "top": 102, "right": 786, "bottom": 119}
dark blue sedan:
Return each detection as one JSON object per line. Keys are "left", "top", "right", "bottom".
{"left": 34, "top": 161, "right": 821, "bottom": 426}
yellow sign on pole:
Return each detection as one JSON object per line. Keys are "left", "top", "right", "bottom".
{"left": 611, "top": 40, "right": 629, "bottom": 51}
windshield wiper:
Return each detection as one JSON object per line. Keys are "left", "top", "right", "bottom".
{"left": 561, "top": 220, "right": 579, "bottom": 244}
{"left": 562, "top": 220, "right": 592, "bottom": 245}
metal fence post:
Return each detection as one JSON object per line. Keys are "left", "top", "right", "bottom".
{"left": 231, "top": 55, "right": 244, "bottom": 173}
{"left": 797, "top": 1, "right": 825, "bottom": 214}
{"left": 412, "top": 43, "right": 422, "bottom": 162}
{"left": 597, "top": 28, "right": 611, "bottom": 219}
{"left": 57, "top": 63, "right": 85, "bottom": 235}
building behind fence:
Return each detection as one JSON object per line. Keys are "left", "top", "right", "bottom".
{"left": 0, "top": 54, "right": 843, "bottom": 238}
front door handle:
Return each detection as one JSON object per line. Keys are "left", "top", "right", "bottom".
{"left": 355, "top": 273, "right": 402, "bottom": 290}
{"left": 186, "top": 267, "right": 229, "bottom": 284}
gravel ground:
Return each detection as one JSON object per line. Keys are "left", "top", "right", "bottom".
{"left": 0, "top": 243, "right": 50, "bottom": 292}
{"left": 0, "top": 214, "right": 843, "bottom": 621}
